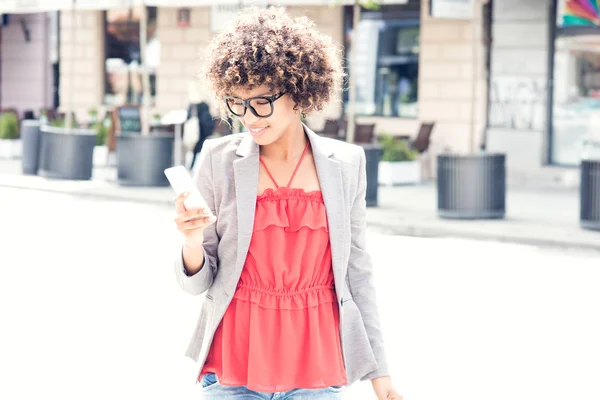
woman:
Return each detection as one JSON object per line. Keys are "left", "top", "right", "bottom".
{"left": 173, "top": 7, "right": 401, "bottom": 399}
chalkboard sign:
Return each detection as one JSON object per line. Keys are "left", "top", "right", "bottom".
{"left": 116, "top": 106, "right": 141, "bottom": 133}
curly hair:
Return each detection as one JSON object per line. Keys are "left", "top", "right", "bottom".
{"left": 201, "top": 6, "right": 345, "bottom": 117}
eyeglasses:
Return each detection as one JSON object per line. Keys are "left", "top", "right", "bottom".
{"left": 224, "top": 93, "right": 285, "bottom": 118}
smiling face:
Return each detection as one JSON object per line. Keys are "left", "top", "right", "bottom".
{"left": 227, "top": 85, "right": 301, "bottom": 146}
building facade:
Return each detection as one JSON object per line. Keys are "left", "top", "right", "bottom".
{"left": 53, "top": 1, "right": 488, "bottom": 150}
{"left": 487, "top": 0, "right": 600, "bottom": 182}
{"left": 0, "top": 1, "right": 499, "bottom": 175}
{"left": 4, "top": 0, "right": 593, "bottom": 181}
{"left": 486, "top": 0, "right": 553, "bottom": 178}
{"left": 0, "top": 12, "right": 57, "bottom": 115}
{"left": 55, "top": 5, "right": 346, "bottom": 126}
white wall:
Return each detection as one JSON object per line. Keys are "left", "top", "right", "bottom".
{"left": 58, "top": 10, "right": 104, "bottom": 123}
{"left": 155, "top": 7, "right": 212, "bottom": 115}
{"left": 418, "top": 0, "right": 488, "bottom": 154}
{"left": 1, "top": 13, "right": 53, "bottom": 116}
{"left": 486, "top": 0, "right": 551, "bottom": 172}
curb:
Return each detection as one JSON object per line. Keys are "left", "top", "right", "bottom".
{"left": 367, "top": 221, "right": 600, "bottom": 253}
{"left": 2, "top": 179, "right": 599, "bottom": 254}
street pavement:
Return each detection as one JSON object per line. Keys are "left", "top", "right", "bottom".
{"left": 0, "top": 159, "right": 599, "bottom": 251}
{"left": 1, "top": 187, "right": 600, "bottom": 400}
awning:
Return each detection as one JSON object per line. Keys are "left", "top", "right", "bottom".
{"left": 146, "top": 0, "right": 408, "bottom": 5}
{"left": 0, "top": 0, "right": 142, "bottom": 14}
{"left": 0, "top": 0, "right": 408, "bottom": 13}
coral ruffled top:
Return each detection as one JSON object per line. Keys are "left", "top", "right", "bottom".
{"left": 199, "top": 141, "right": 347, "bottom": 392}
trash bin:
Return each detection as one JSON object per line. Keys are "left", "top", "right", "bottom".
{"left": 360, "top": 143, "right": 382, "bottom": 207}
{"left": 437, "top": 153, "right": 506, "bottom": 219}
{"left": 21, "top": 120, "right": 41, "bottom": 175}
{"left": 580, "top": 139, "right": 600, "bottom": 231}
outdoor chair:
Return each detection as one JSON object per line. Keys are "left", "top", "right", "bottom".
{"left": 341, "top": 120, "right": 375, "bottom": 143}
{"left": 318, "top": 119, "right": 341, "bottom": 139}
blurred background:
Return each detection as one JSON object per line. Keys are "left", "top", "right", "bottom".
{"left": 0, "top": 0, "right": 600, "bottom": 399}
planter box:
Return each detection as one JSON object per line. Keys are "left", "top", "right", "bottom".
{"left": 378, "top": 160, "right": 421, "bottom": 186}
{"left": 39, "top": 126, "right": 96, "bottom": 180}
{"left": 116, "top": 133, "right": 174, "bottom": 186}
{"left": 21, "top": 120, "right": 41, "bottom": 175}
{"left": 93, "top": 145, "right": 117, "bottom": 167}
{"left": 580, "top": 160, "right": 600, "bottom": 231}
{"left": 0, "top": 138, "right": 22, "bottom": 159}
{"left": 437, "top": 153, "right": 506, "bottom": 219}
{"left": 93, "top": 145, "right": 109, "bottom": 167}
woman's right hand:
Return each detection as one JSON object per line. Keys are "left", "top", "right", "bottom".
{"left": 174, "top": 192, "right": 216, "bottom": 248}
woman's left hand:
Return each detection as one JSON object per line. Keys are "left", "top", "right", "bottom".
{"left": 371, "top": 376, "right": 402, "bottom": 400}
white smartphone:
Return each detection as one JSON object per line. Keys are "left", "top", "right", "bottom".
{"left": 164, "top": 166, "right": 212, "bottom": 213}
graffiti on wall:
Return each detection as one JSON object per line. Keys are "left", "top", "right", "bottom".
{"left": 488, "top": 77, "right": 547, "bottom": 131}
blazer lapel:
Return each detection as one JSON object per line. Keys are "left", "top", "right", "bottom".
{"left": 305, "top": 126, "right": 347, "bottom": 303}
{"left": 230, "top": 134, "right": 259, "bottom": 293}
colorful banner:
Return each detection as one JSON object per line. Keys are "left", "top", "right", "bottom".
{"left": 558, "top": 0, "right": 600, "bottom": 27}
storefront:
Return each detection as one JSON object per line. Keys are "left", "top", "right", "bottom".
{"left": 550, "top": 0, "right": 600, "bottom": 166}
{"left": 103, "top": 6, "right": 158, "bottom": 107}
{"left": 0, "top": 11, "right": 58, "bottom": 115}
{"left": 343, "top": 1, "right": 421, "bottom": 119}
{"left": 2, "top": 0, "right": 487, "bottom": 151}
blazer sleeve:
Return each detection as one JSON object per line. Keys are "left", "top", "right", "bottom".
{"left": 173, "top": 139, "right": 219, "bottom": 295}
{"left": 347, "top": 146, "right": 390, "bottom": 380}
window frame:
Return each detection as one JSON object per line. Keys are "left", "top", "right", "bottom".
{"left": 102, "top": 6, "right": 158, "bottom": 108}
{"left": 342, "top": 4, "right": 421, "bottom": 119}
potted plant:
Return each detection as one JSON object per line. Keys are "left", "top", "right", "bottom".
{"left": 115, "top": 105, "right": 174, "bottom": 187}
{"left": 39, "top": 109, "right": 49, "bottom": 126}
{"left": 152, "top": 113, "right": 161, "bottom": 126}
{"left": 38, "top": 113, "right": 97, "bottom": 180}
{"left": 378, "top": 134, "right": 421, "bottom": 186}
{"left": 115, "top": 6, "right": 174, "bottom": 187}
{"left": 50, "top": 117, "right": 66, "bottom": 128}
{"left": 0, "top": 112, "right": 22, "bottom": 159}
{"left": 88, "top": 108, "right": 98, "bottom": 126}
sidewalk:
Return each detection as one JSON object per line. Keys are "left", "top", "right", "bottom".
{"left": 369, "top": 184, "right": 600, "bottom": 251}
{"left": 1, "top": 159, "right": 599, "bottom": 251}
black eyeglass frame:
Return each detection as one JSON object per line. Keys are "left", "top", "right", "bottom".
{"left": 223, "top": 92, "right": 285, "bottom": 118}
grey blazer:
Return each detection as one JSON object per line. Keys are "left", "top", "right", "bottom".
{"left": 174, "top": 125, "right": 389, "bottom": 385}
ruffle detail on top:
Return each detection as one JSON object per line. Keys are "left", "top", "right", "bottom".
{"left": 254, "top": 188, "right": 328, "bottom": 232}
{"left": 200, "top": 186, "right": 347, "bottom": 392}
{"left": 233, "top": 283, "right": 337, "bottom": 310}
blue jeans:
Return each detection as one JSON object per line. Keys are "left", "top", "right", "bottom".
{"left": 200, "top": 373, "right": 346, "bottom": 399}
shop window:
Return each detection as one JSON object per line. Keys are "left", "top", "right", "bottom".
{"left": 552, "top": 36, "right": 600, "bottom": 166}
{"left": 103, "top": 6, "right": 158, "bottom": 106}
{"left": 551, "top": 0, "right": 600, "bottom": 165}
{"left": 344, "top": 9, "right": 420, "bottom": 118}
